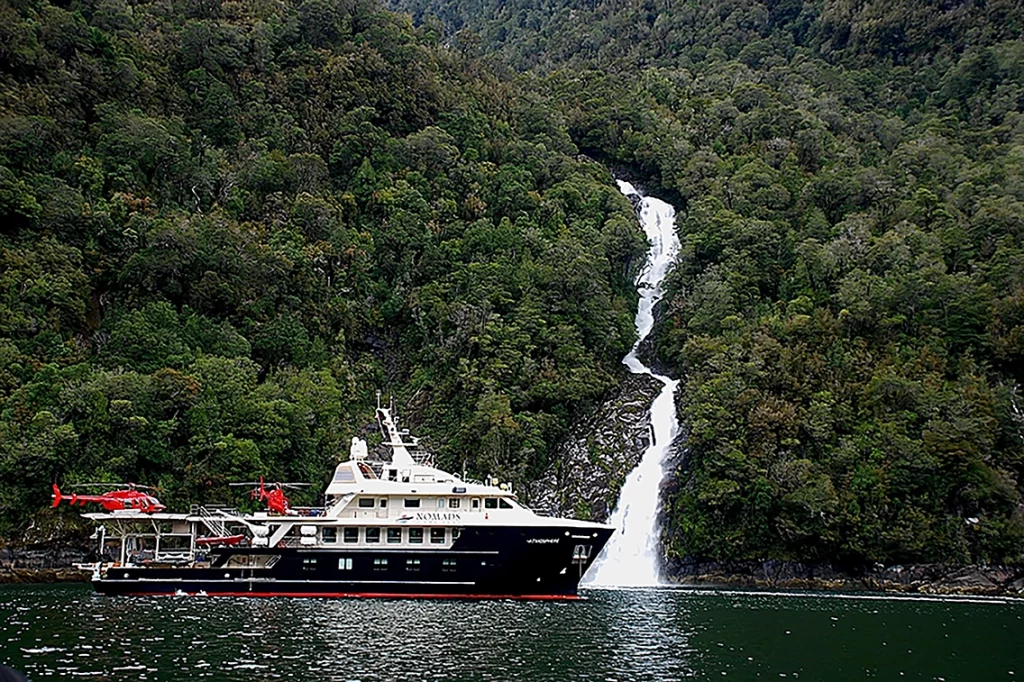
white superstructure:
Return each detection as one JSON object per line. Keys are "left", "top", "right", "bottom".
{"left": 83, "top": 405, "right": 600, "bottom": 567}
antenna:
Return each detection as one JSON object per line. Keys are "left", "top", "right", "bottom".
{"left": 376, "top": 390, "right": 381, "bottom": 410}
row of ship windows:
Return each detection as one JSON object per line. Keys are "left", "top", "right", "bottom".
{"left": 356, "top": 497, "right": 514, "bottom": 510}
{"left": 319, "top": 527, "right": 461, "bottom": 544}
{"left": 303, "top": 557, "right": 463, "bottom": 572}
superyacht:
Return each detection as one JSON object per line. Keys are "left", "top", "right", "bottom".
{"left": 71, "top": 405, "right": 612, "bottom": 599}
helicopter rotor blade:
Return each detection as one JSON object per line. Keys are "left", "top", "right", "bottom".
{"left": 69, "top": 482, "right": 160, "bottom": 490}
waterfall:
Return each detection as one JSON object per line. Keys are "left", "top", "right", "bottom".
{"left": 1011, "top": 382, "right": 1024, "bottom": 444}
{"left": 586, "top": 180, "right": 681, "bottom": 587}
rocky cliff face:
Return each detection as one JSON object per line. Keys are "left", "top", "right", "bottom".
{"left": 525, "top": 371, "right": 663, "bottom": 522}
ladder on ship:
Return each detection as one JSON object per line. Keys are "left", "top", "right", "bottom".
{"left": 195, "top": 506, "right": 230, "bottom": 537}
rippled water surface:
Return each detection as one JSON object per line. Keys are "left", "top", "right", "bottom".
{"left": 2, "top": 584, "right": 1022, "bottom": 680}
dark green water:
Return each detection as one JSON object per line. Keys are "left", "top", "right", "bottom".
{"left": 1, "top": 584, "right": 1022, "bottom": 681}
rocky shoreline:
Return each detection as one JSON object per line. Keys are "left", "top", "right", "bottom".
{"left": 4, "top": 544, "right": 1022, "bottom": 597}
{"left": 664, "top": 559, "right": 1024, "bottom": 597}
{"left": 1, "top": 568, "right": 90, "bottom": 583}
{"left": 0, "top": 546, "right": 95, "bottom": 583}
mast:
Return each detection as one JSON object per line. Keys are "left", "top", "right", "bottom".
{"left": 377, "top": 406, "right": 416, "bottom": 469}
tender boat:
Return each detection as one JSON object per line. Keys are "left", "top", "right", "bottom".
{"left": 76, "top": 406, "right": 612, "bottom": 599}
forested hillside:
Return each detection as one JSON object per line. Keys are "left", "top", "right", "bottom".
{"left": 384, "top": 0, "right": 1024, "bottom": 567}
{"left": 5, "top": 0, "right": 1024, "bottom": 573}
{"left": 0, "top": 0, "right": 647, "bottom": 540}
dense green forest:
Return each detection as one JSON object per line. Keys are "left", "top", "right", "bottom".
{"left": 0, "top": 0, "right": 647, "bottom": 540}
{"left": 4, "top": 0, "right": 1024, "bottom": 572}
{"left": 383, "top": 0, "right": 1024, "bottom": 567}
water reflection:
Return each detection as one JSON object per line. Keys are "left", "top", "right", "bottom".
{"left": 2, "top": 585, "right": 1023, "bottom": 681}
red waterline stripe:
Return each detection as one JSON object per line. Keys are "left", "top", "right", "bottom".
{"left": 127, "top": 591, "right": 580, "bottom": 600}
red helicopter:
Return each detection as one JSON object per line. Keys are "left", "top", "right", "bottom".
{"left": 51, "top": 483, "right": 166, "bottom": 513}
{"left": 230, "top": 477, "right": 310, "bottom": 515}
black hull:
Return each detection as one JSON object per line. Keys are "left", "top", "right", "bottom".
{"left": 93, "top": 525, "right": 612, "bottom": 600}
{"left": 94, "top": 583, "right": 582, "bottom": 600}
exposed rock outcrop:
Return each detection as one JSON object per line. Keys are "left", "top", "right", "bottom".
{"left": 525, "top": 371, "right": 662, "bottom": 522}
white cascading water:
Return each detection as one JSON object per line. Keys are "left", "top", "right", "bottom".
{"left": 586, "top": 180, "right": 681, "bottom": 587}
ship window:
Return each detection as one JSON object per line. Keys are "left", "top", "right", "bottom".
{"left": 365, "top": 527, "right": 381, "bottom": 543}
{"left": 471, "top": 499, "right": 480, "bottom": 510}
{"left": 358, "top": 498, "right": 375, "bottom": 508}
{"left": 333, "top": 467, "right": 356, "bottom": 483}
{"left": 303, "top": 558, "right": 317, "bottom": 570}
{"left": 409, "top": 528, "right": 423, "bottom": 544}
{"left": 343, "top": 527, "right": 359, "bottom": 543}
{"left": 442, "top": 558, "right": 456, "bottom": 572}
{"left": 338, "top": 557, "right": 353, "bottom": 571}
{"left": 374, "top": 558, "right": 388, "bottom": 571}
{"left": 484, "top": 498, "right": 498, "bottom": 509}
{"left": 387, "top": 528, "right": 402, "bottom": 544}
{"left": 404, "top": 499, "right": 420, "bottom": 508}
{"left": 437, "top": 498, "right": 445, "bottom": 509}
{"left": 430, "top": 528, "right": 445, "bottom": 544}
{"left": 406, "top": 558, "right": 421, "bottom": 571}
{"left": 452, "top": 528, "right": 462, "bottom": 540}
{"left": 499, "top": 499, "right": 514, "bottom": 509}
{"left": 321, "top": 527, "right": 337, "bottom": 543}
{"left": 449, "top": 498, "right": 461, "bottom": 509}
{"left": 380, "top": 499, "right": 387, "bottom": 508}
